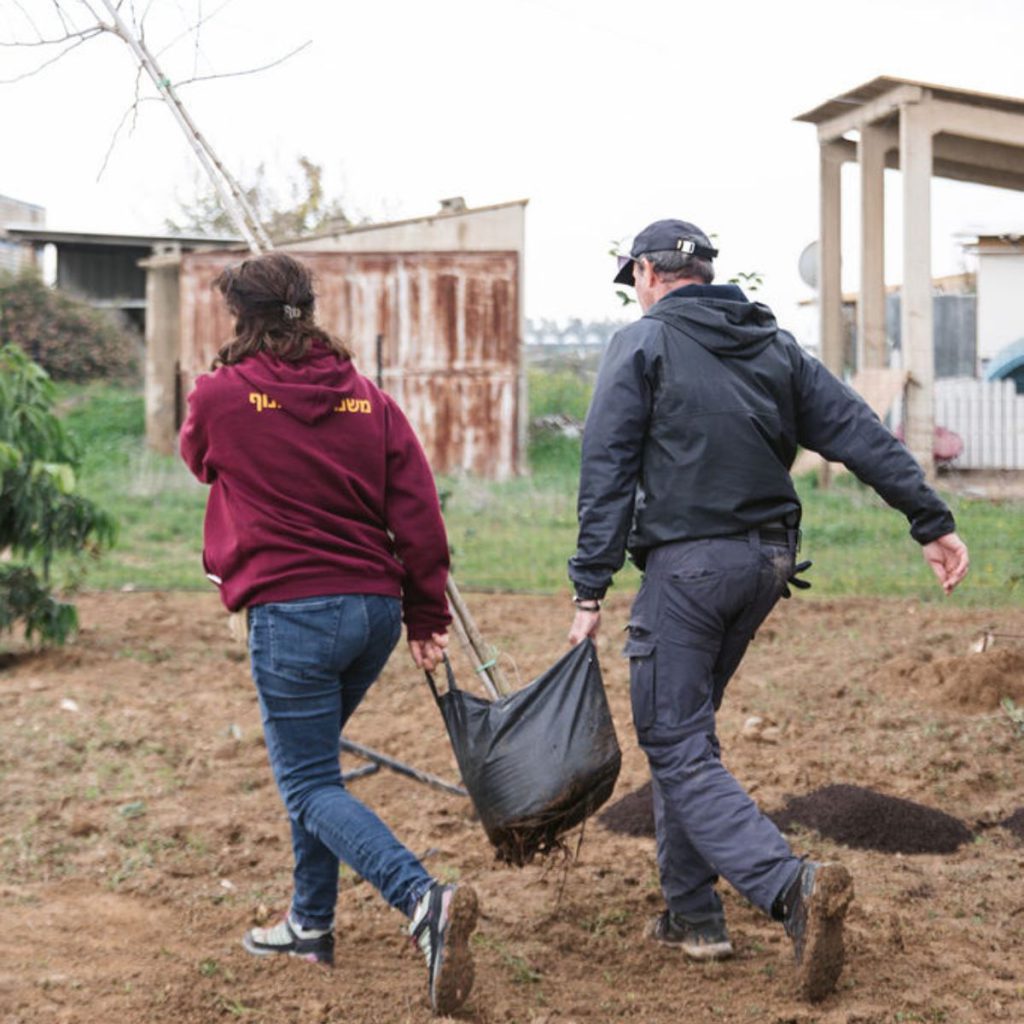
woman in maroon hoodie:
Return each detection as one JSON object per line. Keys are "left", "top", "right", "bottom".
{"left": 180, "top": 252, "right": 477, "bottom": 1016}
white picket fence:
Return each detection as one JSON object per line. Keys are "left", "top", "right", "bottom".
{"left": 935, "top": 377, "right": 1024, "bottom": 469}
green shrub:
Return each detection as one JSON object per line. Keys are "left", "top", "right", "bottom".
{"left": 527, "top": 367, "right": 594, "bottom": 422}
{"left": 0, "top": 271, "right": 138, "bottom": 382}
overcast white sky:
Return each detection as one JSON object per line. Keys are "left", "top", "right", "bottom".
{"left": 3, "top": 0, "right": 1024, "bottom": 331}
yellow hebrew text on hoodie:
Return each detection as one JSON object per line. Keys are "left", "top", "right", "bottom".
{"left": 334, "top": 398, "right": 372, "bottom": 414}
{"left": 249, "top": 393, "right": 280, "bottom": 412}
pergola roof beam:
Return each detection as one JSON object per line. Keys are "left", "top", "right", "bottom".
{"left": 812, "top": 84, "right": 923, "bottom": 143}
{"left": 809, "top": 134, "right": 1024, "bottom": 192}
{"left": 929, "top": 100, "right": 1024, "bottom": 149}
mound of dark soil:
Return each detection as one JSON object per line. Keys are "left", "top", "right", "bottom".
{"left": 1000, "top": 807, "right": 1024, "bottom": 841}
{"left": 769, "top": 784, "right": 974, "bottom": 854}
{"left": 598, "top": 781, "right": 974, "bottom": 854}
{"left": 597, "top": 781, "right": 655, "bottom": 837}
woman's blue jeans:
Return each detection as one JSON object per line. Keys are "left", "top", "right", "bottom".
{"left": 248, "top": 594, "right": 433, "bottom": 930}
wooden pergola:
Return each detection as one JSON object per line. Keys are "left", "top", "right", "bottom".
{"left": 795, "top": 77, "right": 1024, "bottom": 476}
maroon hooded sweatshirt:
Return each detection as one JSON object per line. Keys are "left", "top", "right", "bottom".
{"left": 179, "top": 343, "right": 451, "bottom": 641}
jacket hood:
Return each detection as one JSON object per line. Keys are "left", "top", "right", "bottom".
{"left": 644, "top": 283, "right": 779, "bottom": 358}
{"left": 232, "top": 343, "right": 360, "bottom": 424}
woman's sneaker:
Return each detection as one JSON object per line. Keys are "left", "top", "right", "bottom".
{"left": 242, "top": 914, "right": 334, "bottom": 966}
{"left": 647, "top": 910, "right": 734, "bottom": 961}
{"left": 409, "top": 883, "right": 479, "bottom": 1015}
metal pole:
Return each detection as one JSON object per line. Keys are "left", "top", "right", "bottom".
{"left": 340, "top": 739, "right": 467, "bottom": 797}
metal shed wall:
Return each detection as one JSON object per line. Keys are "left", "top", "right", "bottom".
{"left": 179, "top": 249, "right": 521, "bottom": 479}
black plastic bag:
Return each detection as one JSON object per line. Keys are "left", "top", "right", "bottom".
{"left": 426, "top": 638, "right": 621, "bottom": 866}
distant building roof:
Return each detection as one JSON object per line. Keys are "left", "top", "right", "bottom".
{"left": 286, "top": 197, "right": 529, "bottom": 246}
{"left": 4, "top": 227, "right": 240, "bottom": 248}
{"left": 960, "top": 233, "right": 1024, "bottom": 253}
{"left": 0, "top": 193, "right": 45, "bottom": 213}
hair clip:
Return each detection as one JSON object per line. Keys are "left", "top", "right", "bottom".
{"left": 282, "top": 304, "right": 302, "bottom": 320}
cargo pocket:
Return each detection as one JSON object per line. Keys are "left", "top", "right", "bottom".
{"left": 623, "top": 631, "right": 657, "bottom": 732}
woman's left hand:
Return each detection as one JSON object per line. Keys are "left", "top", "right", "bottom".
{"left": 408, "top": 631, "right": 449, "bottom": 671}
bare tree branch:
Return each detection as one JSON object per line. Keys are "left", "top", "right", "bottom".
{"left": 192, "top": 0, "right": 201, "bottom": 78}
{"left": 94, "top": 92, "right": 160, "bottom": 181}
{"left": 4, "top": 0, "right": 305, "bottom": 253}
{"left": 173, "top": 39, "right": 311, "bottom": 89}
{"left": 49, "top": 0, "right": 74, "bottom": 34}
{"left": 154, "top": 0, "right": 233, "bottom": 58}
{"left": 168, "top": 0, "right": 212, "bottom": 79}
{"left": 9, "top": 0, "right": 44, "bottom": 40}
{"left": 131, "top": 53, "right": 143, "bottom": 128}
{"left": 0, "top": 29, "right": 104, "bottom": 83}
{"left": 0, "top": 24, "right": 104, "bottom": 47}
{"left": 95, "top": 0, "right": 269, "bottom": 250}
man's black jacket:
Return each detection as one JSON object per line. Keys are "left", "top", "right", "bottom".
{"left": 568, "top": 284, "right": 955, "bottom": 599}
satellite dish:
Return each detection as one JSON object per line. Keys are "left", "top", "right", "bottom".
{"left": 798, "top": 241, "right": 819, "bottom": 289}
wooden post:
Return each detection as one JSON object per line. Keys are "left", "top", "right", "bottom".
{"left": 858, "top": 124, "right": 888, "bottom": 371}
{"left": 900, "top": 97, "right": 936, "bottom": 480}
{"left": 446, "top": 577, "right": 511, "bottom": 697}
{"left": 817, "top": 140, "right": 846, "bottom": 488}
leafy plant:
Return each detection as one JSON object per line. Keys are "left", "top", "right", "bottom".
{"left": 0, "top": 345, "right": 116, "bottom": 645}
{"left": 728, "top": 269, "right": 764, "bottom": 293}
{"left": 1002, "top": 698, "right": 1024, "bottom": 739}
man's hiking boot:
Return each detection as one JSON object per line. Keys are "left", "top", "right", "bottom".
{"left": 242, "top": 914, "right": 334, "bottom": 966}
{"left": 647, "top": 909, "right": 734, "bottom": 962}
{"left": 410, "top": 882, "right": 479, "bottom": 1015}
{"left": 777, "top": 861, "right": 854, "bottom": 1001}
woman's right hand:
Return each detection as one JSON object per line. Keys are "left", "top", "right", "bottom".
{"left": 409, "top": 631, "right": 449, "bottom": 672}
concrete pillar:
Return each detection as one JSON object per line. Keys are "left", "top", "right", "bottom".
{"left": 899, "top": 100, "right": 935, "bottom": 479}
{"left": 142, "top": 252, "right": 182, "bottom": 456}
{"left": 819, "top": 142, "right": 845, "bottom": 377}
{"left": 858, "top": 124, "right": 888, "bottom": 370}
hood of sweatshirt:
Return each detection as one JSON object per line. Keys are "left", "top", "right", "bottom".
{"left": 232, "top": 343, "right": 361, "bottom": 425}
{"left": 643, "top": 283, "right": 779, "bottom": 359}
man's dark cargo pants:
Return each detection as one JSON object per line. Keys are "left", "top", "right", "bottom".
{"left": 625, "top": 529, "right": 803, "bottom": 918}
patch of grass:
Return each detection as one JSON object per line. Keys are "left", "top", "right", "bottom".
{"left": 198, "top": 958, "right": 220, "bottom": 978}
{"left": 472, "top": 934, "right": 542, "bottom": 985}
{"left": 49, "top": 381, "right": 1024, "bottom": 603}
{"left": 51, "top": 382, "right": 208, "bottom": 591}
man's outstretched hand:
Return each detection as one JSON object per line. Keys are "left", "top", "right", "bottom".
{"left": 409, "top": 631, "right": 449, "bottom": 672}
{"left": 922, "top": 532, "right": 969, "bottom": 595}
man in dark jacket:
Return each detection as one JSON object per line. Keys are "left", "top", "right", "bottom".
{"left": 567, "top": 219, "right": 969, "bottom": 1001}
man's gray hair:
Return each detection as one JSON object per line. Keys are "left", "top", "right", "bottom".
{"left": 639, "top": 249, "right": 715, "bottom": 284}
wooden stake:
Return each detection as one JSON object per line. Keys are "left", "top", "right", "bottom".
{"left": 446, "top": 577, "right": 511, "bottom": 697}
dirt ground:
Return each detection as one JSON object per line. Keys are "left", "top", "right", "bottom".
{"left": 2, "top": 590, "right": 1023, "bottom": 1024}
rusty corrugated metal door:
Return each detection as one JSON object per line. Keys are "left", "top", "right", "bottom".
{"left": 178, "top": 249, "right": 520, "bottom": 479}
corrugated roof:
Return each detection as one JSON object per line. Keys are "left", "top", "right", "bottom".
{"left": 289, "top": 198, "right": 529, "bottom": 246}
{"left": 795, "top": 76, "right": 1024, "bottom": 125}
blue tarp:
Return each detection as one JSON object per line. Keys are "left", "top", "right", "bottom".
{"left": 985, "top": 337, "right": 1024, "bottom": 393}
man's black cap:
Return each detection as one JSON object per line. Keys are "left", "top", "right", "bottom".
{"left": 613, "top": 219, "right": 719, "bottom": 285}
